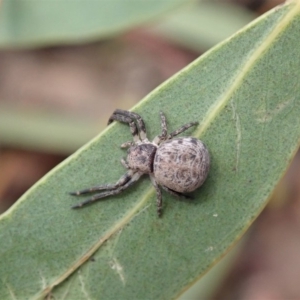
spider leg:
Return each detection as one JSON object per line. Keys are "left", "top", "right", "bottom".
{"left": 121, "top": 141, "right": 134, "bottom": 148}
{"left": 168, "top": 122, "right": 198, "bottom": 139}
{"left": 121, "top": 158, "right": 129, "bottom": 169}
{"left": 150, "top": 175, "right": 162, "bottom": 217}
{"left": 153, "top": 111, "right": 168, "bottom": 145}
{"left": 161, "top": 185, "right": 193, "bottom": 200}
{"left": 108, "top": 109, "right": 147, "bottom": 141}
{"left": 69, "top": 170, "right": 134, "bottom": 196}
{"left": 108, "top": 113, "right": 139, "bottom": 142}
{"left": 72, "top": 172, "right": 142, "bottom": 209}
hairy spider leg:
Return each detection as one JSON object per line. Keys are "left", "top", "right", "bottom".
{"left": 71, "top": 172, "right": 142, "bottom": 209}
{"left": 121, "top": 158, "right": 129, "bottom": 169}
{"left": 168, "top": 122, "right": 199, "bottom": 139}
{"left": 150, "top": 175, "right": 162, "bottom": 217}
{"left": 114, "top": 109, "right": 147, "bottom": 140}
{"left": 121, "top": 141, "right": 134, "bottom": 148}
{"left": 159, "top": 111, "right": 167, "bottom": 139}
{"left": 108, "top": 109, "right": 147, "bottom": 141}
{"left": 108, "top": 114, "right": 140, "bottom": 142}
{"left": 70, "top": 170, "right": 134, "bottom": 196}
{"left": 153, "top": 111, "right": 168, "bottom": 145}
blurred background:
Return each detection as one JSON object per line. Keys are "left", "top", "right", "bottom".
{"left": 1, "top": 0, "right": 299, "bottom": 299}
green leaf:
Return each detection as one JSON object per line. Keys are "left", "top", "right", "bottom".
{"left": 1, "top": 1, "right": 300, "bottom": 299}
{"left": 179, "top": 237, "right": 244, "bottom": 300}
{"left": 0, "top": 0, "right": 185, "bottom": 48}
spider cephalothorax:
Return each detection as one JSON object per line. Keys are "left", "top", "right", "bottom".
{"left": 127, "top": 144, "right": 156, "bottom": 173}
{"left": 70, "top": 109, "right": 210, "bottom": 217}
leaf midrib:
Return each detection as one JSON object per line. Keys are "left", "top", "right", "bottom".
{"left": 195, "top": 1, "right": 300, "bottom": 137}
{"left": 34, "top": 186, "right": 154, "bottom": 299}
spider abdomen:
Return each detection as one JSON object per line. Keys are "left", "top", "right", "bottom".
{"left": 153, "top": 137, "right": 210, "bottom": 193}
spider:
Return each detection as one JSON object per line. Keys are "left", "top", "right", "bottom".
{"left": 70, "top": 109, "right": 210, "bottom": 217}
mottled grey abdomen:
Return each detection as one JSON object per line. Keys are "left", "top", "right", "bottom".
{"left": 153, "top": 137, "right": 210, "bottom": 193}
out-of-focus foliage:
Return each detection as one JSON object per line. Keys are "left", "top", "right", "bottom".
{"left": 0, "top": 0, "right": 186, "bottom": 48}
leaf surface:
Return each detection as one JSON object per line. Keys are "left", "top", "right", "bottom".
{"left": 1, "top": 2, "right": 300, "bottom": 299}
